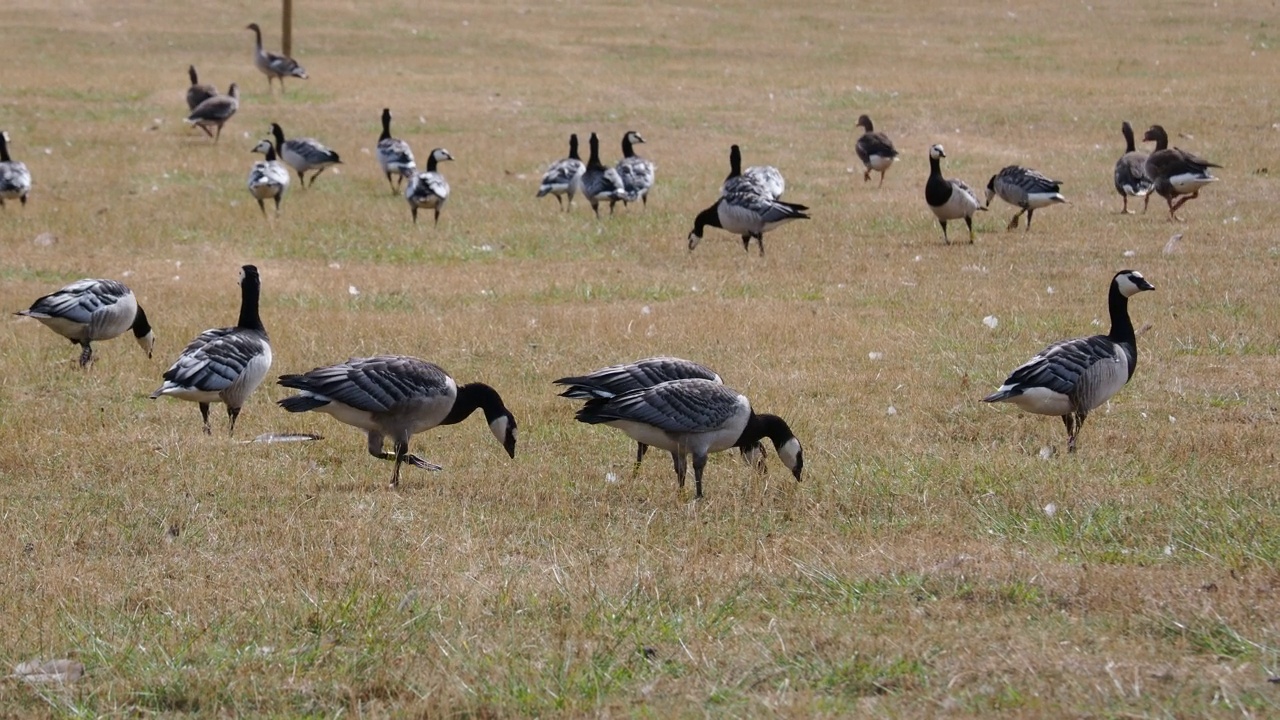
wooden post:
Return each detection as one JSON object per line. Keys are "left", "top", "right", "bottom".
{"left": 282, "top": 0, "right": 293, "bottom": 57}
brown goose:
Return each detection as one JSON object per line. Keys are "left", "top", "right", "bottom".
{"left": 185, "top": 83, "right": 239, "bottom": 142}
{"left": 246, "top": 23, "right": 308, "bottom": 92}
{"left": 1141, "top": 125, "right": 1221, "bottom": 222}
{"left": 854, "top": 115, "right": 899, "bottom": 186}
{"left": 186, "top": 65, "right": 217, "bottom": 111}
{"left": 1113, "top": 121, "right": 1152, "bottom": 214}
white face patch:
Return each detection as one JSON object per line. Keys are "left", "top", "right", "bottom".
{"left": 136, "top": 330, "right": 157, "bottom": 357}
{"left": 1116, "top": 271, "right": 1148, "bottom": 298}
{"left": 930, "top": 144, "right": 945, "bottom": 160}
{"left": 489, "top": 416, "right": 510, "bottom": 445}
{"left": 778, "top": 438, "right": 802, "bottom": 472}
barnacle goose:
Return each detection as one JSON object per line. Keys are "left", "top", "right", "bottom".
{"left": 983, "top": 270, "right": 1155, "bottom": 453}
{"left": 537, "top": 134, "right": 586, "bottom": 211}
{"left": 376, "top": 108, "right": 416, "bottom": 193}
{"left": 16, "top": 279, "right": 155, "bottom": 367}
{"left": 186, "top": 65, "right": 218, "bottom": 111}
{"left": 574, "top": 378, "right": 803, "bottom": 499}
{"left": 248, "top": 139, "right": 290, "bottom": 217}
{"left": 984, "top": 165, "right": 1067, "bottom": 231}
{"left": 581, "top": 132, "right": 628, "bottom": 218}
{"left": 1114, "top": 121, "right": 1153, "bottom": 214}
{"left": 722, "top": 144, "right": 785, "bottom": 200}
{"left": 688, "top": 183, "right": 810, "bottom": 256}
{"left": 278, "top": 355, "right": 518, "bottom": 488}
{"left": 246, "top": 23, "right": 308, "bottom": 92}
{"left": 854, "top": 115, "right": 899, "bottom": 186}
{"left": 1141, "top": 125, "right": 1221, "bottom": 222}
{"left": 924, "top": 144, "right": 984, "bottom": 244}
{"left": 0, "top": 131, "right": 32, "bottom": 207}
{"left": 615, "top": 130, "right": 655, "bottom": 207}
{"left": 185, "top": 84, "right": 239, "bottom": 142}
{"left": 270, "top": 122, "right": 341, "bottom": 187}
{"left": 150, "top": 265, "right": 272, "bottom": 436}
{"left": 404, "top": 148, "right": 453, "bottom": 226}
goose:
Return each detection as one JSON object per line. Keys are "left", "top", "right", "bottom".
{"left": 185, "top": 83, "right": 239, "bottom": 142}
{"left": 404, "top": 148, "right": 453, "bottom": 226}
{"left": 1114, "top": 121, "right": 1153, "bottom": 214}
{"left": 277, "top": 355, "right": 518, "bottom": 488}
{"left": 16, "top": 279, "right": 155, "bottom": 367}
{"left": 376, "top": 108, "right": 416, "bottom": 193}
{"left": 0, "top": 131, "right": 32, "bottom": 208}
{"left": 581, "top": 132, "right": 628, "bottom": 218}
{"left": 722, "top": 144, "right": 785, "bottom": 200}
{"left": 246, "top": 22, "right": 308, "bottom": 92}
{"left": 270, "top": 122, "right": 341, "bottom": 187}
{"left": 537, "top": 133, "right": 586, "bottom": 211}
{"left": 1141, "top": 124, "right": 1221, "bottom": 222}
{"left": 854, "top": 114, "right": 899, "bottom": 186}
{"left": 573, "top": 378, "right": 803, "bottom": 499}
{"left": 924, "top": 144, "right": 985, "bottom": 244}
{"left": 248, "top": 139, "right": 290, "bottom": 217}
{"left": 982, "top": 269, "right": 1155, "bottom": 453}
{"left": 688, "top": 182, "right": 810, "bottom": 256}
{"left": 615, "top": 130, "right": 655, "bottom": 207}
{"left": 150, "top": 265, "right": 272, "bottom": 436}
{"left": 984, "top": 165, "right": 1068, "bottom": 231}
{"left": 186, "top": 65, "right": 218, "bottom": 111}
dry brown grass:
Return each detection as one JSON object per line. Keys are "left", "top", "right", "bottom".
{"left": 2, "top": 0, "right": 1280, "bottom": 715}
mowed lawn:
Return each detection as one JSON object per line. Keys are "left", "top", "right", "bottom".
{"left": 2, "top": 0, "right": 1279, "bottom": 715}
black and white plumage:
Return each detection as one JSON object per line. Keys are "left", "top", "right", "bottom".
{"left": 404, "top": 148, "right": 453, "bottom": 226}
{"left": 688, "top": 182, "right": 810, "bottom": 256}
{"left": 270, "top": 122, "right": 341, "bottom": 188}
{"left": 983, "top": 165, "right": 1067, "bottom": 231}
{"left": 581, "top": 132, "right": 628, "bottom": 218}
{"left": 924, "top": 144, "right": 984, "bottom": 245}
{"left": 573, "top": 378, "right": 803, "bottom": 499}
{"left": 983, "top": 270, "right": 1155, "bottom": 453}
{"left": 615, "top": 130, "right": 655, "bottom": 207}
{"left": 16, "top": 279, "right": 155, "bottom": 367}
{"left": 150, "top": 265, "right": 272, "bottom": 436}
{"left": 854, "top": 115, "right": 899, "bottom": 186}
{"left": 376, "top": 108, "right": 416, "bottom": 193}
{"left": 248, "top": 139, "right": 290, "bottom": 217}
{"left": 277, "top": 355, "right": 518, "bottom": 488}
{"left": 722, "top": 144, "right": 785, "bottom": 200}
{"left": 186, "top": 65, "right": 217, "bottom": 112}
{"left": 1141, "top": 124, "right": 1221, "bottom": 222}
{"left": 0, "top": 131, "right": 32, "bottom": 208}
{"left": 246, "top": 22, "right": 308, "bottom": 92}
{"left": 185, "top": 83, "right": 239, "bottom": 142}
{"left": 1114, "top": 121, "right": 1152, "bottom": 215}
{"left": 537, "top": 134, "right": 586, "bottom": 211}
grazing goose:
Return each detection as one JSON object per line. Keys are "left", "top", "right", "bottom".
{"left": 581, "top": 132, "right": 628, "bottom": 218}
{"left": 270, "top": 122, "right": 341, "bottom": 187}
{"left": 150, "top": 265, "right": 272, "bottom": 436}
{"left": 1114, "top": 121, "right": 1153, "bottom": 214}
{"left": 404, "top": 148, "right": 453, "bottom": 226}
{"left": 537, "top": 133, "right": 586, "bottom": 211}
{"left": 376, "top": 108, "right": 416, "bottom": 193}
{"left": 185, "top": 83, "right": 239, "bottom": 142}
{"left": 186, "top": 65, "right": 218, "bottom": 111}
{"left": 0, "top": 131, "right": 32, "bottom": 208}
{"left": 854, "top": 114, "right": 899, "bottom": 186}
{"left": 16, "top": 279, "right": 155, "bottom": 367}
{"left": 984, "top": 165, "right": 1068, "bottom": 231}
{"left": 277, "top": 355, "right": 518, "bottom": 488}
{"left": 615, "top": 130, "right": 655, "bottom": 207}
{"left": 246, "top": 22, "right": 308, "bottom": 92}
{"left": 248, "top": 139, "right": 290, "bottom": 217}
{"left": 924, "top": 144, "right": 985, "bottom": 244}
{"left": 574, "top": 378, "right": 803, "bottom": 499}
{"left": 689, "top": 181, "right": 810, "bottom": 255}
{"left": 1142, "top": 124, "right": 1221, "bottom": 222}
{"left": 722, "top": 144, "right": 785, "bottom": 199}
{"left": 983, "top": 269, "right": 1155, "bottom": 453}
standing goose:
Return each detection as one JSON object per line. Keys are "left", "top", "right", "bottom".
{"left": 246, "top": 23, "right": 308, "bottom": 92}
{"left": 984, "top": 165, "right": 1068, "bottom": 231}
{"left": 186, "top": 65, "right": 218, "bottom": 111}
{"left": 1142, "top": 124, "right": 1221, "bottom": 222}
{"left": 1114, "top": 121, "right": 1153, "bottom": 214}
{"left": 854, "top": 114, "right": 899, "bottom": 186}
{"left": 581, "top": 132, "right": 628, "bottom": 218}
{"left": 615, "top": 130, "right": 655, "bottom": 208}
{"left": 983, "top": 270, "right": 1155, "bottom": 453}
{"left": 277, "top": 355, "right": 518, "bottom": 488}
{"left": 248, "top": 139, "right": 290, "bottom": 217}
{"left": 573, "top": 378, "right": 803, "bottom": 499}
{"left": 376, "top": 108, "right": 416, "bottom": 193}
{"left": 185, "top": 84, "right": 239, "bottom": 142}
{"left": 688, "top": 180, "right": 809, "bottom": 256}
{"left": 270, "top": 122, "right": 341, "bottom": 187}
{"left": 537, "top": 133, "right": 586, "bottom": 211}
{"left": 150, "top": 265, "right": 272, "bottom": 436}
{"left": 404, "top": 148, "right": 453, "bottom": 226}
{"left": 16, "top": 279, "right": 155, "bottom": 367}
{"left": 722, "top": 144, "right": 785, "bottom": 199}
{"left": 924, "top": 144, "right": 984, "bottom": 244}
{"left": 0, "top": 131, "right": 32, "bottom": 208}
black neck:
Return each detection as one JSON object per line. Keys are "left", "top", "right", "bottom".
{"left": 238, "top": 272, "right": 265, "bottom": 332}
{"left": 861, "top": 118, "right": 874, "bottom": 133}
{"left": 928, "top": 155, "right": 942, "bottom": 178}
{"left": 622, "top": 135, "right": 635, "bottom": 158}
{"left": 131, "top": 305, "right": 152, "bottom": 337}
{"left": 1106, "top": 281, "right": 1136, "bottom": 344}
{"left": 189, "top": 66, "right": 199, "bottom": 86}
{"left": 250, "top": 25, "right": 263, "bottom": 48}
{"left": 1148, "top": 128, "right": 1168, "bottom": 151}
{"left": 568, "top": 135, "right": 580, "bottom": 161}
{"left": 0, "top": 135, "right": 9, "bottom": 163}
{"left": 727, "top": 145, "right": 742, "bottom": 180}
{"left": 692, "top": 203, "right": 721, "bottom": 237}
{"left": 271, "top": 124, "right": 285, "bottom": 155}
{"left": 587, "top": 135, "right": 603, "bottom": 170}
{"left": 1122, "top": 123, "right": 1136, "bottom": 153}
{"left": 264, "top": 144, "right": 277, "bottom": 161}
{"left": 735, "top": 412, "right": 794, "bottom": 452}
{"left": 443, "top": 382, "right": 506, "bottom": 426}
{"left": 426, "top": 153, "right": 438, "bottom": 173}
{"left": 379, "top": 111, "right": 392, "bottom": 142}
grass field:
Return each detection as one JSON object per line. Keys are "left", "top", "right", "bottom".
{"left": 3, "top": 0, "right": 1280, "bottom": 715}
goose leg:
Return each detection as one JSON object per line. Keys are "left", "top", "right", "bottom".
{"left": 199, "top": 402, "right": 212, "bottom": 435}
{"left": 756, "top": 234, "right": 766, "bottom": 256}
{"left": 308, "top": 168, "right": 327, "bottom": 187}
{"left": 672, "top": 453, "right": 687, "bottom": 490}
{"left": 385, "top": 173, "right": 396, "bottom": 193}
{"left": 964, "top": 216, "right": 975, "bottom": 244}
{"left": 939, "top": 220, "right": 950, "bottom": 245}
{"left": 227, "top": 406, "right": 241, "bottom": 437}
{"left": 863, "top": 168, "right": 872, "bottom": 183}
{"left": 78, "top": 342, "right": 93, "bottom": 368}
{"left": 1142, "top": 193, "right": 1151, "bottom": 214}
{"left": 641, "top": 194, "right": 648, "bottom": 208}
{"left": 434, "top": 208, "right": 441, "bottom": 227}
{"left": 257, "top": 198, "right": 267, "bottom": 217}
{"left": 1007, "top": 210, "right": 1023, "bottom": 231}
{"left": 213, "top": 124, "right": 223, "bottom": 143}
{"left": 635, "top": 442, "right": 649, "bottom": 466}
{"left": 591, "top": 201, "right": 601, "bottom": 219}
{"left": 197, "top": 124, "right": 214, "bottom": 139}
{"left": 877, "top": 170, "right": 887, "bottom": 188}
{"left": 411, "top": 206, "right": 419, "bottom": 225}
{"left": 692, "top": 451, "right": 709, "bottom": 499}
{"left": 1025, "top": 208, "right": 1035, "bottom": 232}
{"left": 273, "top": 196, "right": 282, "bottom": 216}
{"left": 741, "top": 235, "right": 752, "bottom": 253}
{"left": 1120, "top": 193, "right": 1131, "bottom": 214}
{"left": 553, "top": 194, "right": 564, "bottom": 210}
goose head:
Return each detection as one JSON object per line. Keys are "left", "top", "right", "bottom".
{"left": 250, "top": 139, "right": 275, "bottom": 155}
{"left": 929, "top": 144, "right": 946, "bottom": 160}
{"left": 855, "top": 114, "right": 873, "bottom": 132}
{"left": 1114, "top": 269, "right": 1155, "bottom": 298}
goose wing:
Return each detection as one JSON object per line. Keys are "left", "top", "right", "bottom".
{"left": 24, "top": 279, "right": 129, "bottom": 323}
{"left": 286, "top": 138, "right": 340, "bottom": 165}
{"left": 856, "top": 132, "right": 898, "bottom": 162}
{"left": 950, "top": 178, "right": 982, "bottom": 206}
{"left": 744, "top": 166, "right": 785, "bottom": 198}
{"left": 408, "top": 172, "right": 449, "bottom": 201}
{"left": 615, "top": 156, "right": 654, "bottom": 199}
{"left": 541, "top": 158, "right": 585, "bottom": 188}
{"left": 186, "top": 96, "right": 237, "bottom": 122}
{"left": 0, "top": 162, "right": 31, "bottom": 193}
{"left": 988, "top": 335, "right": 1127, "bottom": 400}
{"left": 555, "top": 357, "right": 720, "bottom": 399}
{"left": 1001, "top": 166, "right": 1061, "bottom": 194}
{"left": 161, "top": 328, "right": 269, "bottom": 392}
{"left": 265, "top": 51, "right": 307, "bottom": 78}
{"left": 576, "top": 379, "right": 744, "bottom": 433}
{"left": 377, "top": 138, "right": 416, "bottom": 173}
{"left": 278, "top": 355, "right": 452, "bottom": 412}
